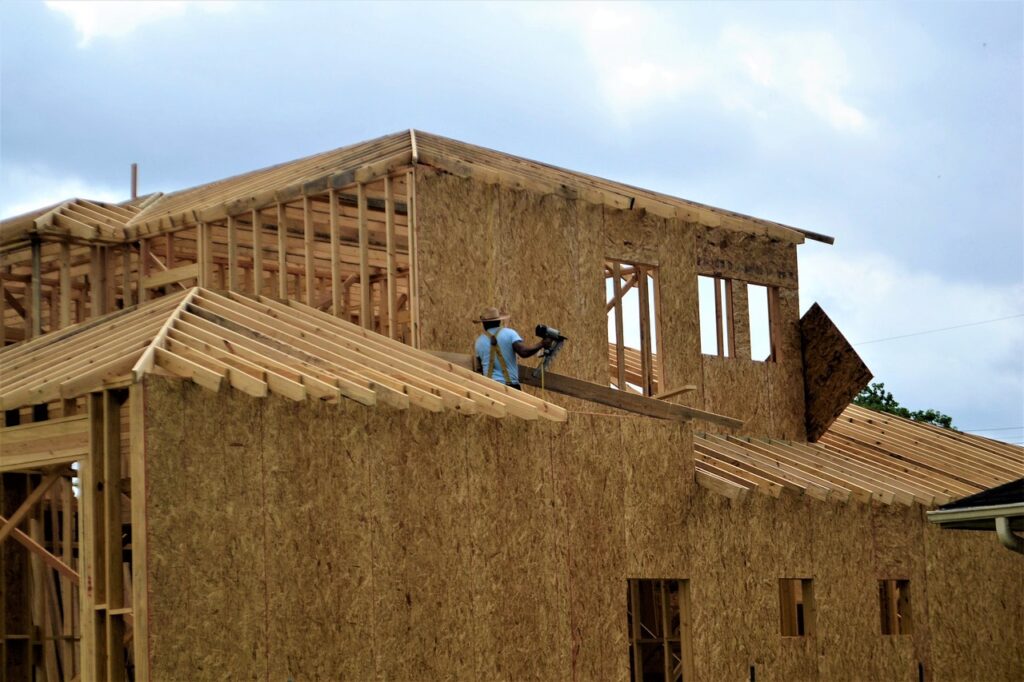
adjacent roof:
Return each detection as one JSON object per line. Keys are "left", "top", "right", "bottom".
{"left": 0, "top": 288, "right": 567, "bottom": 422}
{"left": 695, "top": 405, "right": 1024, "bottom": 508}
{"left": 1, "top": 130, "right": 834, "bottom": 248}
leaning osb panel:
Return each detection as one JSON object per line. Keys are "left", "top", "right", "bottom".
{"left": 800, "top": 303, "right": 873, "bottom": 441}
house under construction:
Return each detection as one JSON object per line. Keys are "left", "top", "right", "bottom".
{"left": 1, "top": 130, "right": 1021, "bottom": 681}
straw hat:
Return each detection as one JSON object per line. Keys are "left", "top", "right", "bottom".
{"left": 473, "top": 306, "right": 510, "bottom": 323}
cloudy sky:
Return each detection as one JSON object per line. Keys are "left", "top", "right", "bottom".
{"left": 2, "top": 1, "right": 1022, "bottom": 443}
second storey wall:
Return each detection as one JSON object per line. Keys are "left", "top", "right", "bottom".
{"left": 414, "top": 168, "right": 806, "bottom": 439}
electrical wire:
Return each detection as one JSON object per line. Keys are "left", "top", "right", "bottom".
{"left": 853, "top": 313, "right": 1024, "bottom": 346}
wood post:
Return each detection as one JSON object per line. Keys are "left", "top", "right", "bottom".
{"left": 385, "top": 176, "right": 398, "bottom": 339}
{"left": 611, "top": 262, "right": 626, "bottom": 389}
{"left": 357, "top": 183, "right": 371, "bottom": 330}
{"left": 60, "top": 242, "right": 72, "bottom": 328}
{"left": 227, "top": 215, "right": 239, "bottom": 292}
{"left": 29, "top": 239, "right": 42, "bottom": 338}
{"left": 303, "top": 196, "right": 315, "bottom": 306}
{"left": 252, "top": 209, "right": 264, "bottom": 295}
{"left": 276, "top": 203, "right": 288, "bottom": 299}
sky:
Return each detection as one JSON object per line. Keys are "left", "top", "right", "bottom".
{"left": 1, "top": 1, "right": 1022, "bottom": 444}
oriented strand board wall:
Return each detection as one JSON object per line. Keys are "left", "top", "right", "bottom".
{"left": 141, "top": 378, "right": 1023, "bottom": 681}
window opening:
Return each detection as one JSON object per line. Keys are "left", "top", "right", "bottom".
{"left": 879, "top": 579, "right": 912, "bottom": 635}
{"left": 607, "top": 261, "right": 660, "bottom": 396}
{"left": 747, "top": 283, "right": 773, "bottom": 362}
{"left": 779, "top": 578, "right": 816, "bottom": 637}
{"left": 627, "top": 579, "right": 694, "bottom": 682}
{"left": 698, "top": 275, "right": 733, "bottom": 358}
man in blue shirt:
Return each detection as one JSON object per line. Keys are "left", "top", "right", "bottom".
{"left": 473, "top": 307, "right": 550, "bottom": 389}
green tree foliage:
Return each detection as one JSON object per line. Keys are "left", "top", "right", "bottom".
{"left": 853, "top": 382, "right": 957, "bottom": 430}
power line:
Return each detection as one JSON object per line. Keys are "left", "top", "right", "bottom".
{"left": 962, "top": 426, "right": 1024, "bottom": 433}
{"left": 853, "top": 313, "right": 1024, "bottom": 346}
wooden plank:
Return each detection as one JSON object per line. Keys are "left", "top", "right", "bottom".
{"left": 154, "top": 347, "right": 223, "bottom": 392}
{"left": 329, "top": 189, "right": 342, "bottom": 317}
{"left": 515, "top": 362, "right": 743, "bottom": 428}
{"left": 141, "top": 263, "right": 199, "bottom": 291}
{"left": 60, "top": 242, "right": 72, "bottom": 328}
{"left": 2, "top": 521, "right": 80, "bottom": 583}
{"left": 304, "top": 195, "right": 315, "bottom": 306}
{"left": 227, "top": 214, "right": 239, "bottom": 291}
{"left": 695, "top": 468, "right": 750, "bottom": 500}
{"left": 102, "top": 390, "right": 126, "bottom": 682}
{"left": 357, "top": 183, "right": 371, "bottom": 329}
{"left": 638, "top": 268, "right": 653, "bottom": 394}
{"left": 276, "top": 203, "right": 288, "bottom": 298}
{"left": 252, "top": 209, "right": 264, "bottom": 295}
{"left": 713, "top": 276, "right": 724, "bottom": 357}
{"left": 0, "top": 471, "right": 61, "bottom": 543}
{"left": 385, "top": 176, "right": 398, "bottom": 339}
{"left": 653, "top": 385, "right": 697, "bottom": 400}
{"left": 611, "top": 262, "right": 626, "bottom": 390}
{"left": 30, "top": 239, "right": 42, "bottom": 338}
{"left": 407, "top": 169, "right": 420, "bottom": 346}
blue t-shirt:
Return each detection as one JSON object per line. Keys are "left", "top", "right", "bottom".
{"left": 474, "top": 327, "right": 523, "bottom": 384}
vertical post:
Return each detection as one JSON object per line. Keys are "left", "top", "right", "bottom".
{"left": 303, "top": 196, "right": 316, "bottom": 306}
{"left": 252, "top": 209, "right": 264, "bottom": 296}
{"left": 767, "top": 286, "right": 782, "bottom": 363}
{"left": 196, "top": 223, "right": 210, "bottom": 289}
{"left": 129, "top": 384, "right": 150, "bottom": 680}
{"left": 165, "top": 231, "right": 175, "bottom": 269}
{"left": 611, "top": 263, "right": 626, "bottom": 389}
{"left": 81, "top": 393, "right": 106, "bottom": 681}
{"left": 130, "top": 163, "right": 138, "bottom": 200}
{"left": 652, "top": 268, "right": 664, "bottom": 390}
{"left": 629, "top": 580, "right": 643, "bottom": 682}
{"left": 724, "top": 278, "right": 735, "bottom": 358}
{"left": 60, "top": 242, "right": 72, "bottom": 328}
{"left": 276, "top": 203, "right": 288, "bottom": 299}
{"left": 227, "top": 215, "right": 238, "bottom": 292}
{"left": 660, "top": 581, "right": 672, "bottom": 680}
{"left": 638, "top": 267, "right": 653, "bottom": 395}
{"left": 406, "top": 169, "right": 420, "bottom": 346}
{"left": 357, "top": 184, "right": 371, "bottom": 329}
{"left": 385, "top": 176, "right": 398, "bottom": 339}
{"left": 30, "top": 239, "right": 42, "bottom": 338}
{"left": 713, "top": 276, "right": 724, "bottom": 357}
{"left": 121, "top": 246, "right": 134, "bottom": 307}
{"left": 103, "top": 391, "right": 126, "bottom": 681}
{"left": 89, "top": 246, "right": 105, "bottom": 318}
{"left": 679, "top": 580, "right": 695, "bottom": 682}
{"left": 0, "top": 271, "right": 7, "bottom": 345}
{"left": 61, "top": 477, "right": 75, "bottom": 678}
{"left": 139, "top": 239, "right": 151, "bottom": 302}
{"left": 329, "top": 189, "right": 342, "bottom": 317}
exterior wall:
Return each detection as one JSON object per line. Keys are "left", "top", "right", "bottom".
{"left": 413, "top": 168, "right": 806, "bottom": 440}
{"left": 141, "top": 377, "right": 1023, "bottom": 681}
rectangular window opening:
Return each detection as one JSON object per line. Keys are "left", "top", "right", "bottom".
{"left": 779, "top": 578, "right": 815, "bottom": 637}
{"left": 747, "top": 283, "right": 774, "bottom": 362}
{"left": 879, "top": 579, "right": 913, "bottom": 635}
{"left": 607, "top": 261, "right": 661, "bottom": 396}
{"left": 627, "top": 578, "right": 694, "bottom": 682}
{"left": 698, "top": 275, "right": 734, "bottom": 358}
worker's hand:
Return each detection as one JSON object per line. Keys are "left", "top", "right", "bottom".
{"left": 541, "top": 337, "right": 555, "bottom": 349}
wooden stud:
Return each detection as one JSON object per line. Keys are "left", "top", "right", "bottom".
{"left": 252, "top": 209, "right": 264, "bottom": 295}
{"left": 724, "top": 278, "right": 735, "bottom": 358}
{"left": 29, "top": 239, "right": 42, "bottom": 338}
{"left": 304, "top": 195, "right": 315, "bottom": 306}
{"left": 713, "top": 276, "right": 724, "bottom": 357}
{"left": 638, "top": 267, "right": 653, "bottom": 395}
{"left": 357, "top": 183, "right": 371, "bottom": 329}
{"left": 139, "top": 239, "right": 151, "bottom": 302}
{"left": 102, "top": 390, "right": 126, "bottom": 681}
{"left": 611, "top": 262, "right": 626, "bottom": 390}
{"left": 60, "top": 241, "right": 72, "bottom": 328}
{"left": 227, "top": 215, "right": 239, "bottom": 292}
{"left": 385, "top": 176, "right": 398, "bottom": 339}
{"left": 329, "top": 189, "right": 342, "bottom": 317}
{"left": 121, "top": 246, "right": 134, "bottom": 307}
{"left": 407, "top": 169, "right": 420, "bottom": 346}
{"left": 81, "top": 392, "right": 105, "bottom": 681}
{"left": 276, "top": 203, "right": 288, "bottom": 299}
{"left": 129, "top": 383, "right": 150, "bottom": 680}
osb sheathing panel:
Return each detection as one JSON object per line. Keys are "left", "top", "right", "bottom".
{"left": 701, "top": 356, "right": 773, "bottom": 435}
{"left": 696, "top": 225, "right": 798, "bottom": 289}
{"left": 800, "top": 302, "right": 873, "bottom": 441}
{"left": 140, "top": 377, "right": 1023, "bottom": 681}
{"left": 924, "top": 525, "right": 1024, "bottom": 681}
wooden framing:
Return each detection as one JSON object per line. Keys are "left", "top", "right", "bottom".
{"left": 627, "top": 578, "right": 694, "bottom": 682}
{"left": 606, "top": 260, "right": 660, "bottom": 395}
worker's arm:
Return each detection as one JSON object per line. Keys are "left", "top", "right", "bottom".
{"left": 513, "top": 337, "right": 553, "bottom": 359}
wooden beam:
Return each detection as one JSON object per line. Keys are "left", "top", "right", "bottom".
{"left": 514, "top": 362, "right": 742, "bottom": 427}
{"left": 30, "top": 238, "right": 42, "bottom": 338}
{"left": 252, "top": 209, "right": 263, "bottom": 295}
{"left": 358, "top": 183, "right": 371, "bottom": 329}
{"left": 59, "top": 242, "right": 72, "bottom": 328}
{"left": 611, "top": 262, "right": 626, "bottom": 389}
{"left": 0, "top": 471, "right": 61, "bottom": 543}
{"left": 653, "top": 385, "right": 697, "bottom": 400}
{"left": 227, "top": 214, "right": 239, "bottom": 291}
{"left": 1, "top": 520, "right": 80, "bottom": 584}
{"left": 407, "top": 168, "right": 420, "bottom": 346}
{"left": 128, "top": 384, "right": 150, "bottom": 680}
{"left": 276, "top": 203, "right": 288, "bottom": 298}
{"left": 304, "top": 195, "right": 315, "bottom": 306}
{"left": 329, "top": 189, "right": 342, "bottom": 317}
{"left": 638, "top": 268, "right": 653, "bottom": 394}
{"left": 385, "top": 176, "right": 398, "bottom": 339}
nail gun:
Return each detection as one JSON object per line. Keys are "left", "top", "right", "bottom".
{"left": 533, "top": 324, "right": 567, "bottom": 377}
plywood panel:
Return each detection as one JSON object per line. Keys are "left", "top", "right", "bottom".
{"left": 801, "top": 303, "right": 873, "bottom": 441}
{"left": 696, "top": 226, "right": 798, "bottom": 289}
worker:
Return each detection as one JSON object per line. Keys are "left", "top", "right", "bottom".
{"left": 473, "top": 307, "right": 551, "bottom": 389}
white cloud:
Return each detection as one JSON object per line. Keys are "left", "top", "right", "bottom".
{"left": 45, "top": 1, "right": 237, "bottom": 47}
{"left": 0, "top": 164, "right": 124, "bottom": 219}
{"left": 526, "top": 2, "right": 870, "bottom": 133}
{"left": 800, "top": 248, "right": 1024, "bottom": 437}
